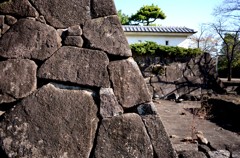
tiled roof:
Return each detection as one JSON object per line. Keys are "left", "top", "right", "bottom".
{"left": 122, "top": 25, "right": 196, "bottom": 33}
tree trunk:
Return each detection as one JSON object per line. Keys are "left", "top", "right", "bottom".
{"left": 227, "top": 59, "right": 232, "bottom": 81}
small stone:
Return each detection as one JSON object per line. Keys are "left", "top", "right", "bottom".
{"left": 67, "top": 25, "right": 82, "bottom": 36}
{"left": 36, "top": 15, "right": 46, "bottom": 24}
{"left": 2, "top": 24, "right": 10, "bottom": 34}
{"left": 99, "top": 88, "right": 123, "bottom": 118}
{"left": 63, "top": 36, "right": 83, "bottom": 47}
{"left": 57, "top": 28, "right": 68, "bottom": 39}
{"left": 137, "top": 102, "right": 157, "bottom": 115}
{"left": 208, "top": 150, "right": 230, "bottom": 158}
{"left": 196, "top": 131, "right": 208, "bottom": 145}
{"left": 5, "top": 15, "right": 17, "bottom": 26}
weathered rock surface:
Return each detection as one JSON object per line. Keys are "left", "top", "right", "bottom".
{"left": 0, "top": 59, "right": 37, "bottom": 103}
{"left": 208, "top": 150, "right": 230, "bottom": 158}
{"left": 108, "top": 58, "right": 151, "bottom": 108}
{"left": 92, "top": 0, "right": 117, "bottom": 18}
{"left": 0, "top": 83, "right": 99, "bottom": 158}
{"left": 38, "top": 46, "right": 110, "bottom": 88}
{"left": 5, "top": 15, "right": 17, "bottom": 26}
{"left": 83, "top": 15, "right": 131, "bottom": 57}
{"left": 67, "top": 25, "right": 82, "bottom": 36}
{"left": 0, "top": 19, "right": 61, "bottom": 60}
{"left": 94, "top": 113, "right": 153, "bottom": 158}
{"left": 63, "top": 36, "right": 83, "bottom": 47}
{"left": 99, "top": 88, "right": 123, "bottom": 118}
{"left": 0, "top": 0, "right": 38, "bottom": 17}
{"left": 142, "top": 115, "right": 177, "bottom": 158}
{"left": 178, "top": 151, "right": 207, "bottom": 158}
{"left": 29, "top": 0, "right": 91, "bottom": 28}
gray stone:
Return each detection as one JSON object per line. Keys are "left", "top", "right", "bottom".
{"left": 83, "top": 15, "right": 131, "bottom": 57}
{"left": 137, "top": 102, "right": 157, "bottom": 115}
{"left": 0, "top": 59, "right": 37, "bottom": 103}
{"left": 0, "top": 19, "right": 62, "bottom": 60}
{"left": 0, "top": 0, "right": 38, "bottom": 17}
{"left": 99, "top": 88, "right": 123, "bottom": 118}
{"left": 108, "top": 58, "right": 151, "bottom": 108}
{"left": 63, "top": 36, "right": 83, "bottom": 47}
{"left": 92, "top": 0, "right": 117, "bottom": 18}
{"left": 142, "top": 115, "right": 177, "bottom": 158}
{"left": 94, "top": 113, "right": 153, "bottom": 158}
{"left": 0, "top": 83, "right": 99, "bottom": 158}
{"left": 67, "top": 25, "right": 82, "bottom": 36}
{"left": 5, "top": 15, "right": 17, "bottom": 25}
{"left": 29, "top": 0, "right": 91, "bottom": 28}
{"left": 178, "top": 151, "right": 207, "bottom": 158}
{"left": 208, "top": 150, "right": 230, "bottom": 158}
{"left": 38, "top": 46, "right": 110, "bottom": 88}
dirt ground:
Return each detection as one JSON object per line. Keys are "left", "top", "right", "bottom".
{"left": 154, "top": 99, "right": 240, "bottom": 152}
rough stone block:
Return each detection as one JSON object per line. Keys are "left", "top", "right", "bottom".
{"left": 0, "top": 0, "right": 38, "bottom": 17}
{"left": 142, "top": 115, "right": 177, "bottom": 158}
{"left": 67, "top": 25, "right": 82, "bottom": 36}
{"left": 0, "top": 83, "right": 99, "bottom": 157}
{"left": 5, "top": 15, "right": 17, "bottom": 26}
{"left": 83, "top": 15, "right": 131, "bottom": 57}
{"left": 92, "top": 0, "right": 117, "bottom": 18}
{"left": 63, "top": 36, "right": 83, "bottom": 47}
{"left": 178, "top": 151, "right": 207, "bottom": 158}
{"left": 100, "top": 88, "right": 124, "bottom": 118}
{"left": 29, "top": 0, "right": 91, "bottom": 28}
{"left": 108, "top": 58, "right": 151, "bottom": 108}
{"left": 94, "top": 113, "right": 153, "bottom": 158}
{"left": 0, "top": 59, "right": 37, "bottom": 103}
{"left": 38, "top": 46, "right": 110, "bottom": 88}
{"left": 0, "top": 19, "right": 62, "bottom": 60}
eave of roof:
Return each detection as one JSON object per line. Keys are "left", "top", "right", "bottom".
{"left": 122, "top": 25, "right": 197, "bottom": 34}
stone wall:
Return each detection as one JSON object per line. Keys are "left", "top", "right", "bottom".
{"left": 0, "top": 0, "right": 176, "bottom": 157}
{"left": 136, "top": 53, "right": 225, "bottom": 100}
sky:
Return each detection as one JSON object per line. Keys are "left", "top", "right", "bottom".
{"left": 114, "top": 0, "right": 223, "bottom": 32}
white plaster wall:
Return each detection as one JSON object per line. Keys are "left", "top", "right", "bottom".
{"left": 125, "top": 34, "right": 191, "bottom": 48}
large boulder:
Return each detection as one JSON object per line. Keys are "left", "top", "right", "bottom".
{"left": 83, "top": 15, "right": 131, "bottom": 57}
{"left": 142, "top": 115, "right": 177, "bottom": 158}
{"left": 94, "top": 113, "right": 153, "bottom": 158}
{"left": 0, "top": 0, "right": 38, "bottom": 17}
{"left": 29, "top": 0, "right": 91, "bottom": 28}
{"left": 0, "top": 83, "right": 99, "bottom": 157}
{"left": 91, "top": 0, "right": 117, "bottom": 18}
{"left": 108, "top": 58, "right": 151, "bottom": 108}
{"left": 38, "top": 47, "right": 110, "bottom": 88}
{"left": 0, "top": 19, "right": 61, "bottom": 60}
{"left": 0, "top": 59, "right": 37, "bottom": 103}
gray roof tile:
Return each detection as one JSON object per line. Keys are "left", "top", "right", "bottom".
{"left": 122, "top": 25, "right": 196, "bottom": 33}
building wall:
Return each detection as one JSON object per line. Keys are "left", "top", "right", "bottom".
{"left": 125, "top": 33, "right": 192, "bottom": 48}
